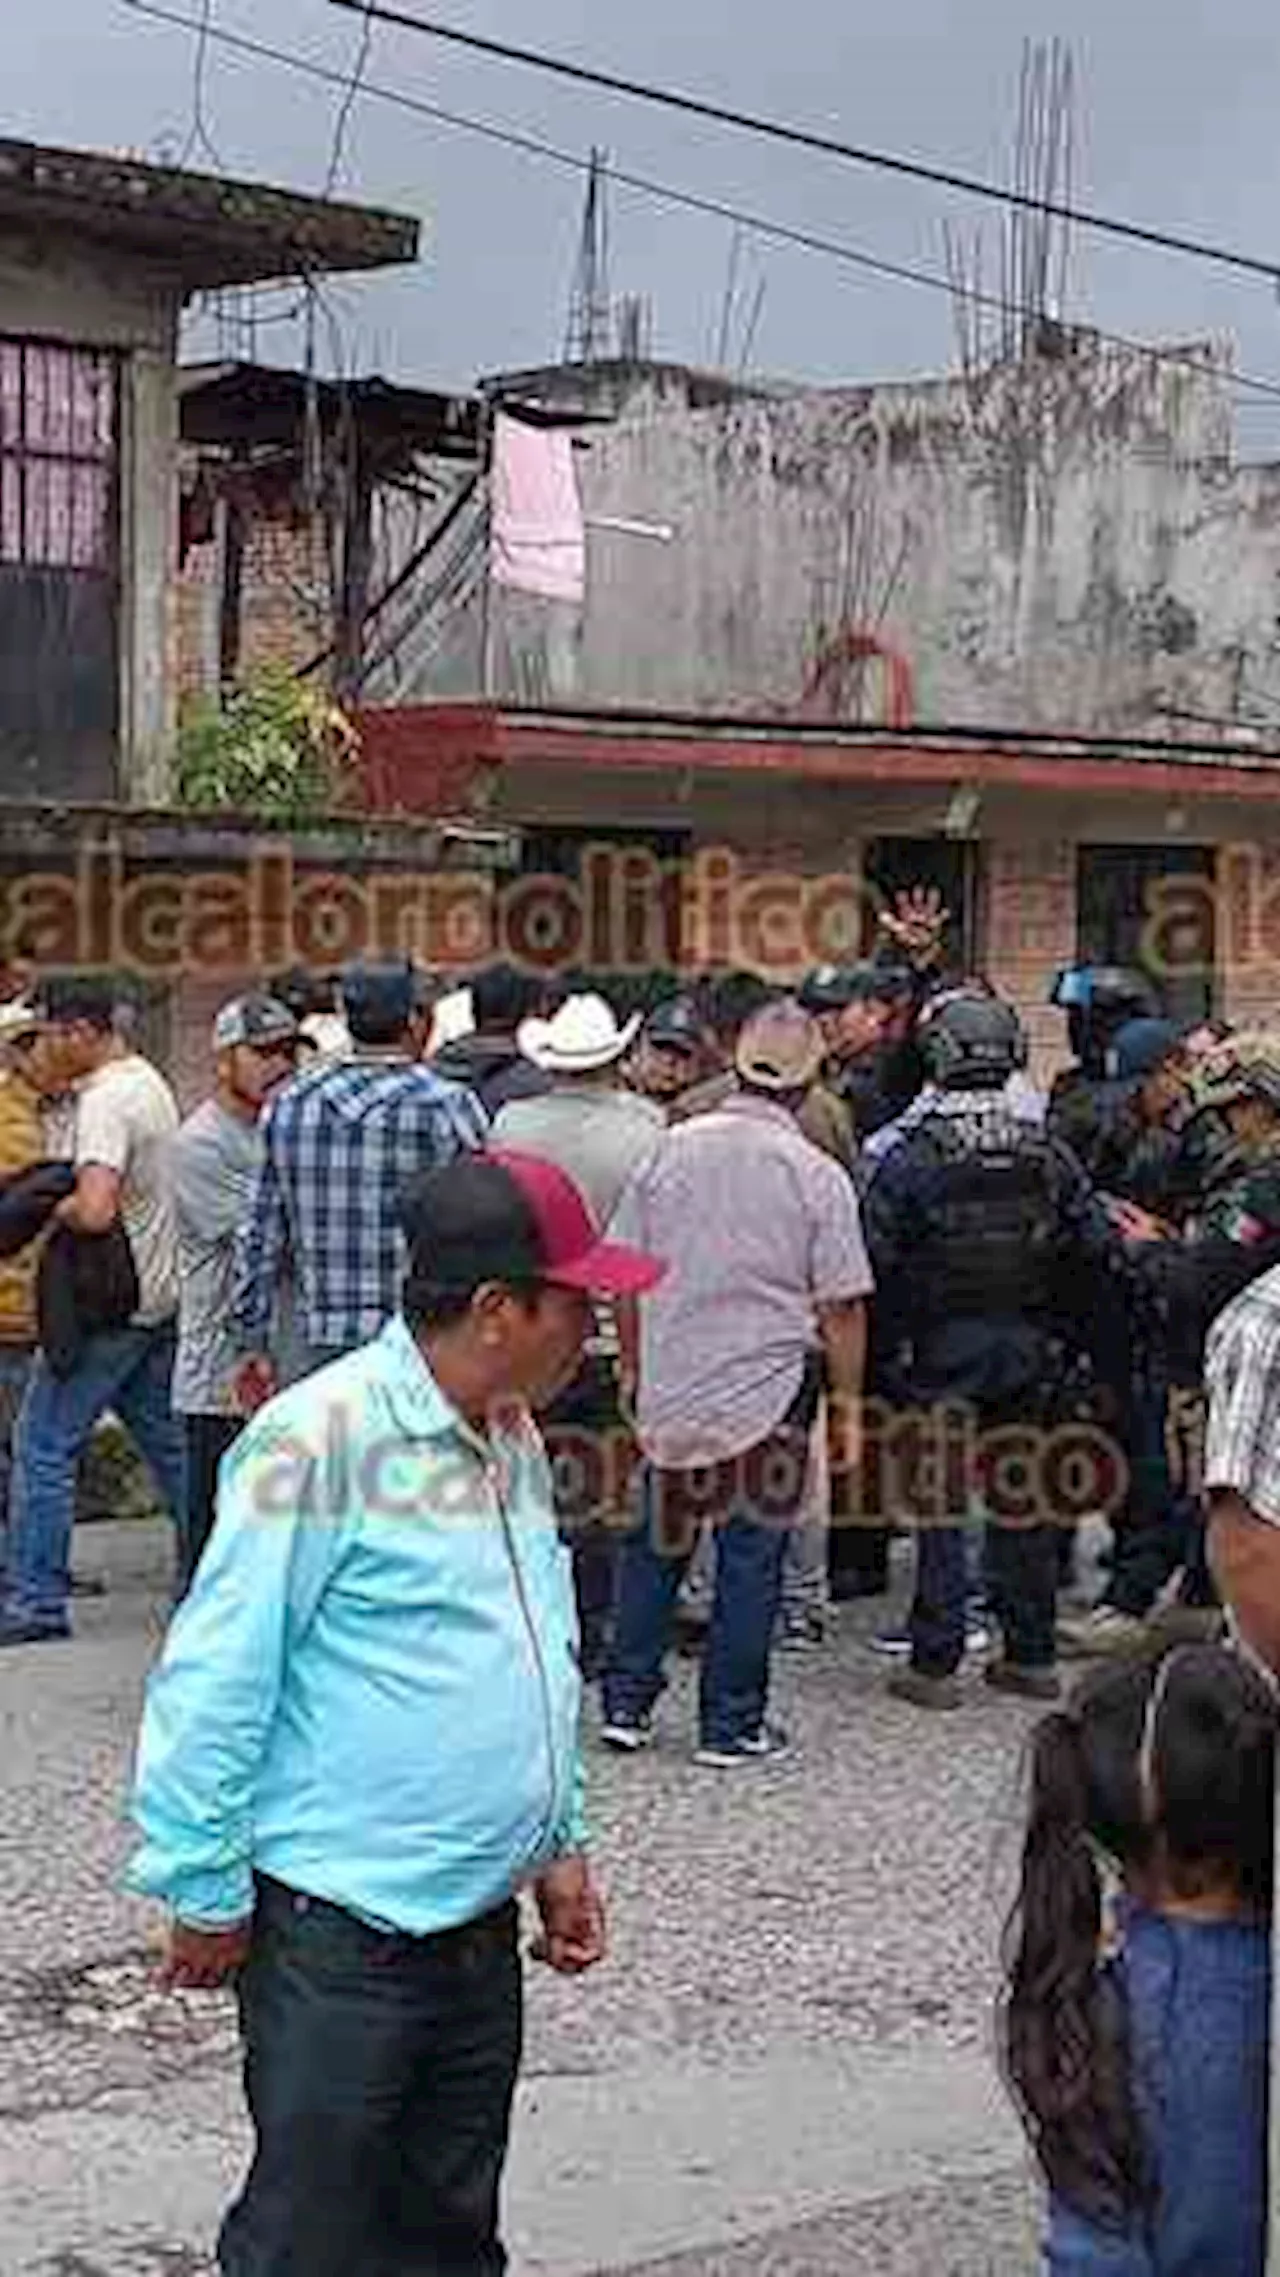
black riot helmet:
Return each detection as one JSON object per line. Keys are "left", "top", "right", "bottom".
{"left": 918, "top": 993, "right": 1026, "bottom": 1091}
{"left": 1050, "top": 965, "right": 1157, "bottom": 1068}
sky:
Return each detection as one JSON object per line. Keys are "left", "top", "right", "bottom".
{"left": 11, "top": 0, "right": 1280, "bottom": 449}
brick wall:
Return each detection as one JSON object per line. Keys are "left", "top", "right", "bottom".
{"left": 983, "top": 837, "right": 1077, "bottom": 1080}
{"left": 1218, "top": 844, "right": 1280, "bottom": 1029}
{"left": 178, "top": 509, "right": 332, "bottom": 702}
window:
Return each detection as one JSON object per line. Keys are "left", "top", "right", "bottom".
{"left": 0, "top": 341, "right": 117, "bottom": 570}
{"left": 1077, "top": 844, "right": 1216, "bottom": 1025}
{"left": 0, "top": 336, "right": 121, "bottom": 799}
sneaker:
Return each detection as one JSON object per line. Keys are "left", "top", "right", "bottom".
{"left": 0, "top": 1613, "right": 71, "bottom": 1649}
{"left": 872, "top": 1621, "right": 988, "bottom": 1660}
{"left": 984, "top": 1661, "right": 1062, "bottom": 1703}
{"left": 777, "top": 1610, "right": 826, "bottom": 1654}
{"left": 870, "top": 1623, "right": 913, "bottom": 1659}
{"left": 695, "top": 1722, "right": 790, "bottom": 1768}
{"left": 886, "top": 1668, "right": 962, "bottom": 1712}
{"left": 599, "top": 1712, "right": 655, "bottom": 1753}
{"left": 1057, "top": 1606, "right": 1152, "bottom": 1661}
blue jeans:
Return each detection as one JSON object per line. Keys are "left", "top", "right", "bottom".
{"left": 5, "top": 1323, "right": 189, "bottom": 1630}
{"left": 604, "top": 1386, "right": 816, "bottom": 1747}
{"left": 0, "top": 1345, "right": 34, "bottom": 1579}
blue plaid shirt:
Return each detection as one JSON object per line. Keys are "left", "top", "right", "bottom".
{"left": 232, "top": 1053, "right": 488, "bottom": 1356}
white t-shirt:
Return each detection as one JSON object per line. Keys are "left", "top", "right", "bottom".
{"left": 74, "top": 1054, "right": 180, "bottom": 1325}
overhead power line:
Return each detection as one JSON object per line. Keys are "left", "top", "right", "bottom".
{"left": 179, "top": 0, "right": 222, "bottom": 169}
{"left": 327, "top": 0, "right": 1280, "bottom": 288}
{"left": 323, "top": 0, "right": 376, "bottom": 197}
{"left": 121, "top": 0, "right": 1280, "bottom": 409}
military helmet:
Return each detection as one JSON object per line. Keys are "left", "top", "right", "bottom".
{"left": 1049, "top": 965, "right": 1158, "bottom": 1021}
{"left": 918, "top": 992, "right": 1026, "bottom": 1089}
{"left": 1186, "top": 1031, "right": 1280, "bottom": 1120}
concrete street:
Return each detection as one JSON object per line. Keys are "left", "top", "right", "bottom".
{"left": 0, "top": 1521, "right": 1043, "bottom": 2275}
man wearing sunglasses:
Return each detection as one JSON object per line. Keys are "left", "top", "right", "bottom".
{"left": 172, "top": 996, "right": 302, "bottom": 1586}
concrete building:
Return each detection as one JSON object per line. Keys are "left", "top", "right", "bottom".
{"left": 347, "top": 338, "right": 1280, "bottom": 1062}
{"left": 0, "top": 135, "right": 518, "bottom": 1089}
{"left": 0, "top": 132, "right": 417, "bottom": 804}
{"left": 173, "top": 331, "right": 1280, "bottom": 1060}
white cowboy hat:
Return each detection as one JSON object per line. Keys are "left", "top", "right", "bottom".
{"left": 0, "top": 1000, "right": 38, "bottom": 1042}
{"left": 519, "top": 993, "right": 641, "bottom": 1073}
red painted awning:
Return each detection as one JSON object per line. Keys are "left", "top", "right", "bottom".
{"left": 353, "top": 700, "right": 1280, "bottom": 815}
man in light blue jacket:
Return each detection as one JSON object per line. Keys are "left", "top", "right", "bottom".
{"left": 129, "top": 1148, "right": 662, "bottom": 2277}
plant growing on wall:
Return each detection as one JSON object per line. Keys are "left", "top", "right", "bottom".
{"left": 175, "top": 667, "right": 361, "bottom": 822}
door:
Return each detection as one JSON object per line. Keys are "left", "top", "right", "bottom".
{"left": 1077, "top": 845, "right": 1215, "bottom": 1025}
{"left": 862, "top": 838, "right": 981, "bottom": 972}
{"left": 512, "top": 826, "right": 692, "bottom": 1014}
{"left": 0, "top": 339, "right": 120, "bottom": 800}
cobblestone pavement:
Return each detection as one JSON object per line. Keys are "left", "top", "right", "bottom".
{"left": 0, "top": 1523, "right": 1042, "bottom": 2274}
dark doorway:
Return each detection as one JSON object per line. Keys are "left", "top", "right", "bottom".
{"left": 0, "top": 339, "right": 120, "bottom": 799}
{"left": 513, "top": 827, "right": 692, "bottom": 1014}
{"left": 862, "top": 838, "right": 981, "bottom": 974}
{"left": 1077, "top": 845, "right": 1216, "bottom": 1025}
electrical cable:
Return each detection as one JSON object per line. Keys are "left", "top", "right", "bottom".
{"left": 323, "top": 0, "right": 376, "bottom": 196}
{"left": 120, "top": 0, "right": 1280, "bottom": 410}
{"left": 326, "top": 0, "right": 1280, "bottom": 288}
{"left": 178, "top": 0, "right": 223, "bottom": 169}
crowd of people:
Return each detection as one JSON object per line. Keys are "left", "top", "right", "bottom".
{"left": 2, "top": 898, "right": 1280, "bottom": 2272}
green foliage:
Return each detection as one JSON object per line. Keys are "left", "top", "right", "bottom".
{"left": 175, "top": 667, "right": 360, "bottom": 823}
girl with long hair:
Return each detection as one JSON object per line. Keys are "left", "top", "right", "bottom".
{"left": 1000, "top": 1645, "right": 1274, "bottom": 2274}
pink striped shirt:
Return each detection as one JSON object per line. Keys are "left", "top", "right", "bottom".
{"left": 611, "top": 1093, "right": 873, "bottom": 1467}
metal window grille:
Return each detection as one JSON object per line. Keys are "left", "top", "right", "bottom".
{"left": 0, "top": 339, "right": 118, "bottom": 573}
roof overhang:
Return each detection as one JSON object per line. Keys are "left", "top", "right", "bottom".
{"left": 179, "top": 363, "right": 480, "bottom": 466}
{"left": 0, "top": 797, "right": 518, "bottom": 870}
{"left": 355, "top": 701, "right": 1280, "bottom": 807}
{"left": 0, "top": 136, "right": 419, "bottom": 291}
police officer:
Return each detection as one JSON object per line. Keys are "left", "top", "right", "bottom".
{"left": 1061, "top": 1031, "right": 1280, "bottom": 1656}
{"left": 799, "top": 963, "right": 923, "bottom": 1140}
{"left": 862, "top": 993, "right": 1125, "bottom": 1709}
{"left": 1046, "top": 966, "right": 1158, "bottom": 1177}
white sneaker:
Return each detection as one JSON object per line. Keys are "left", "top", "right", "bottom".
{"left": 695, "top": 1722, "right": 791, "bottom": 1768}
{"left": 600, "top": 1714, "right": 655, "bottom": 1752}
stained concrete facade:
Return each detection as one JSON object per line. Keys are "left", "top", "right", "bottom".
{"left": 479, "top": 340, "right": 1280, "bottom": 743}
{"left": 0, "top": 236, "right": 179, "bottom": 801}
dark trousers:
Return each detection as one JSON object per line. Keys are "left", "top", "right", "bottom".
{"left": 1104, "top": 1372, "right": 1217, "bottom": 1617}
{"left": 603, "top": 1369, "right": 818, "bottom": 1747}
{"left": 910, "top": 1517, "right": 1058, "bottom": 1677}
{"left": 542, "top": 1352, "right": 624, "bottom": 1680}
{"left": 183, "top": 1413, "right": 244, "bottom": 1592}
{"left": 219, "top": 1879, "right": 522, "bottom": 2277}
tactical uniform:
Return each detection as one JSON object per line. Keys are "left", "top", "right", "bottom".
{"left": 1046, "top": 966, "right": 1158, "bottom": 1178}
{"left": 863, "top": 996, "right": 1125, "bottom": 1705}
{"left": 1065, "top": 1035, "right": 1280, "bottom": 1652}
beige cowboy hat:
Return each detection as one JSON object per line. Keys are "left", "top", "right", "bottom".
{"left": 519, "top": 992, "right": 642, "bottom": 1074}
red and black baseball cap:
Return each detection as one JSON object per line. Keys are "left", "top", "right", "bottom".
{"left": 400, "top": 1148, "right": 664, "bottom": 1302}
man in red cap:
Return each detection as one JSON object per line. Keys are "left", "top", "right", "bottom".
{"left": 129, "top": 1150, "right": 661, "bottom": 2277}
